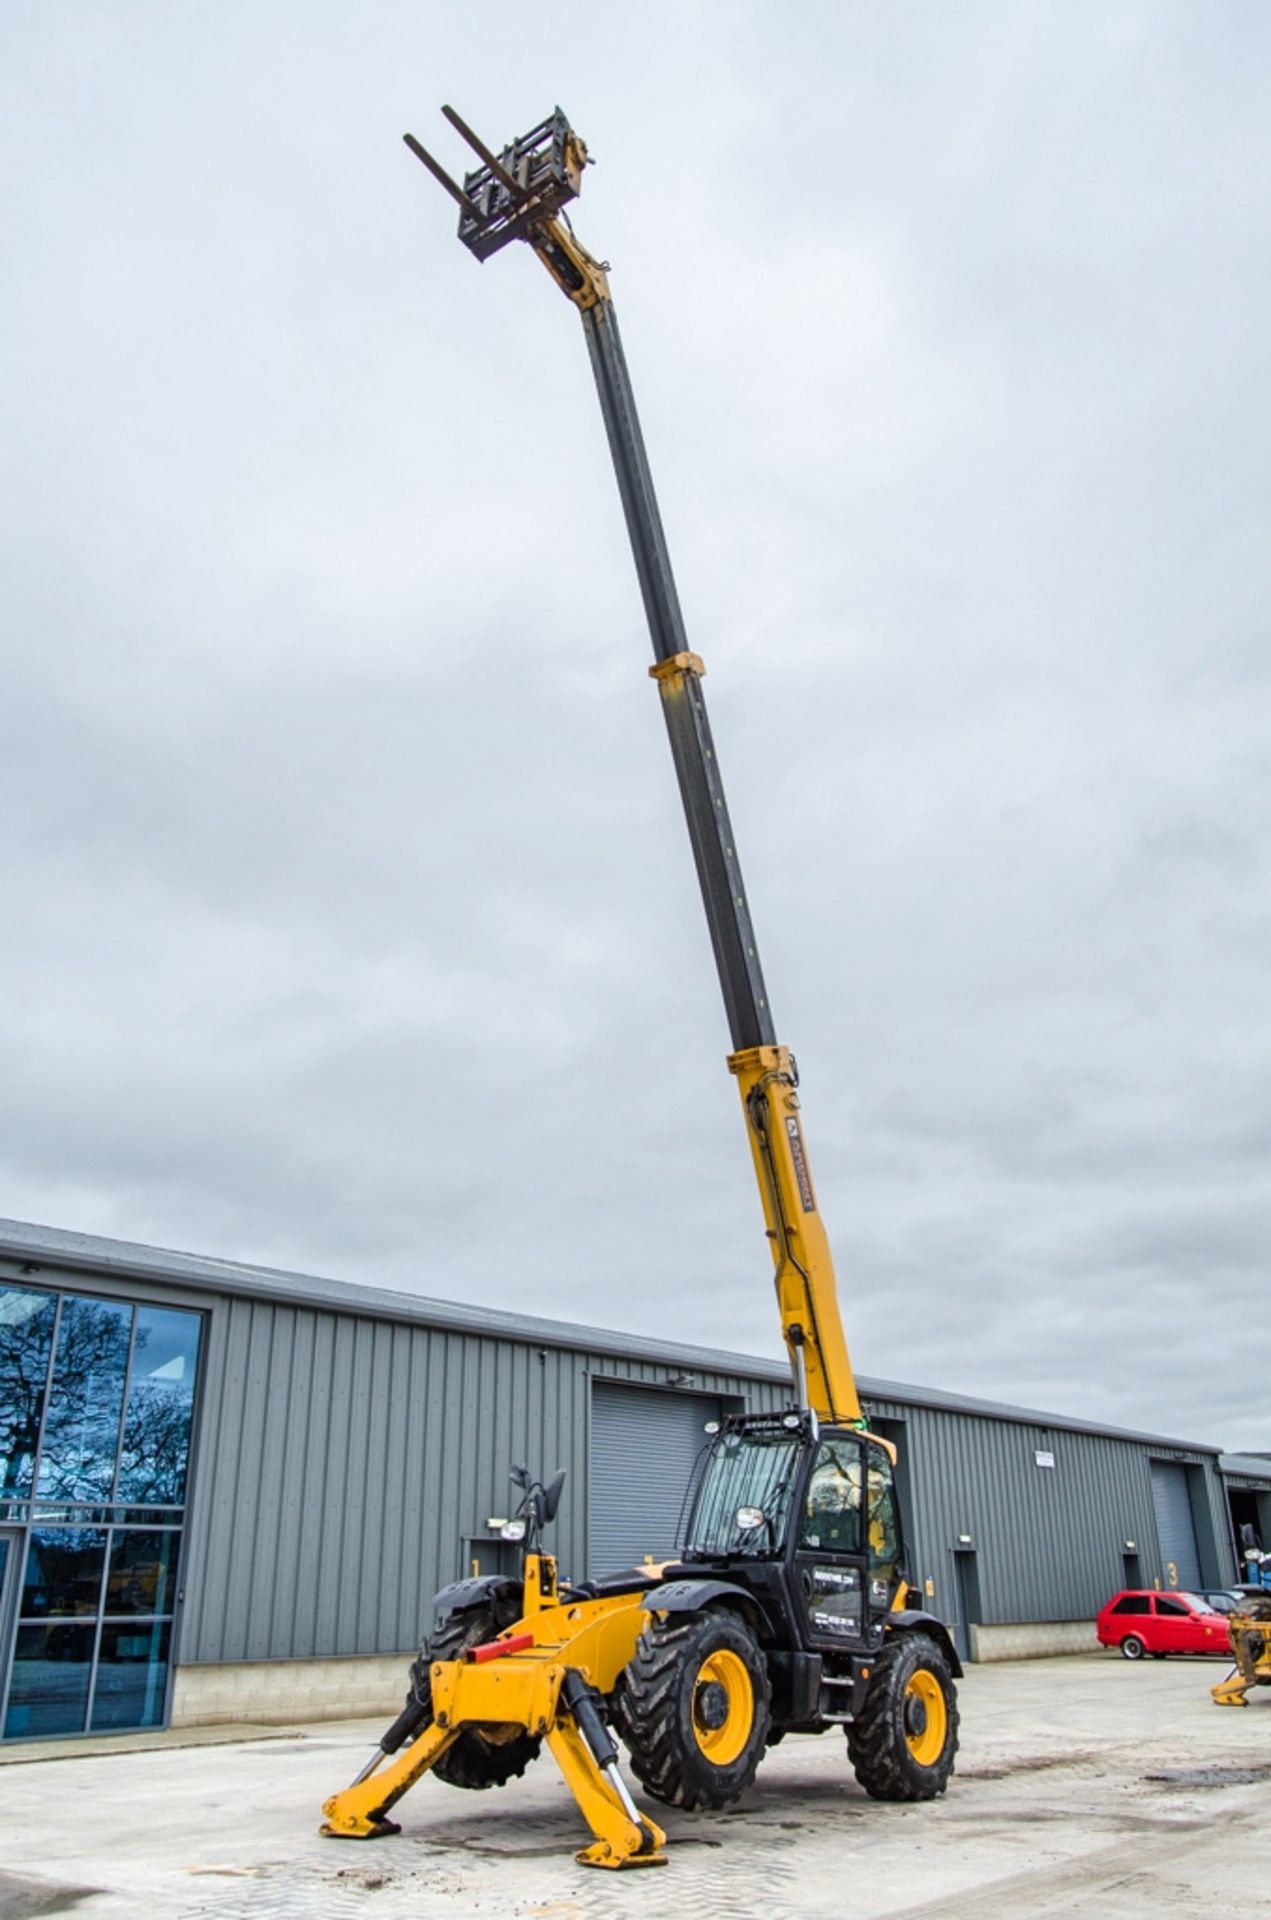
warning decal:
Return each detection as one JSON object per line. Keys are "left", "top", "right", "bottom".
{"left": 785, "top": 1114, "right": 816, "bottom": 1213}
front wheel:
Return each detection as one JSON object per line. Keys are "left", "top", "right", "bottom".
{"left": 1120, "top": 1634, "right": 1146, "bottom": 1661}
{"left": 846, "top": 1631, "right": 958, "bottom": 1801}
{"left": 619, "top": 1609, "right": 771, "bottom": 1811}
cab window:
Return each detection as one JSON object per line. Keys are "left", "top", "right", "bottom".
{"left": 799, "top": 1439, "right": 863, "bottom": 1555}
{"left": 864, "top": 1449, "right": 901, "bottom": 1599}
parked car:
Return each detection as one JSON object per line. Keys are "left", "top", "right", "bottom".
{"left": 1096, "top": 1590, "right": 1233, "bottom": 1660}
{"left": 1199, "top": 1589, "right": 1242, "bottom": 1614}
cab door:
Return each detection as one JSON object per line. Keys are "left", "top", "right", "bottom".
{"left": 792, "top": 1435, "right": 869, "bottom": 1652}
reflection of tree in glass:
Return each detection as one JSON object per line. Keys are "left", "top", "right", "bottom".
{"left": 0, "top": 1291, "right": 57, "bottom": 1497}
{"left": 117, "top": 1323, "right": 195, "bottom": 1505}
{"left": 36, "top": 1299, "right": 133, "bottom": 1502}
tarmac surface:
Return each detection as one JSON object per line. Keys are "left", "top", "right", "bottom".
{"left": 1, "top": 1653, "right": 1268, "bottom": 1919}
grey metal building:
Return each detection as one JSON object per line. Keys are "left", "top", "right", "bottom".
{"left": 0, "top": 1217, "right": 1243, "bottom": 1741}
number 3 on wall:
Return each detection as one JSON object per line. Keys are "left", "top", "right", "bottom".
{"left": 1166, "top": 1561, "right": 1179, "bottom": 1587}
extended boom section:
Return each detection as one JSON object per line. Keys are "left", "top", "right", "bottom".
{"left": 404, "top": 105, "right": 860, "bottom": 1424}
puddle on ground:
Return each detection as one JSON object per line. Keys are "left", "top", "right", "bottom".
{"left": 1145, "top": 1764, "right": 1271, "bottom": 1789}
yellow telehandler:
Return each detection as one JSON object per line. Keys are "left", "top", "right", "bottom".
{"left": 321, "top": 106, "right": 960, "bottom": 1871}
{"left": 1212, "top": 1591, "right": 1271, "bottom": 1707}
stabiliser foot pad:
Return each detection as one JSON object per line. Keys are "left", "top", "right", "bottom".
{"left": 320, "top": 1819, "right": 402, "bottom": 1839}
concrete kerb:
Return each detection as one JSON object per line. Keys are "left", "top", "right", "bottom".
{"left": 0, "top": 1718, "right": 322, "bottom": 1766}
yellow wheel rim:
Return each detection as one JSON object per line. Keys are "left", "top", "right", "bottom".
{"left": 903, "top": 1668, "right": 947, "bottom": 1767}
{"left": 691, "top": 1648, "right": 754, "bottom": 1765}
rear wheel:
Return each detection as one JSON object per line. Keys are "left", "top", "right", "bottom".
{"left": 406, "top": 1607, "right": 542, "bottom": 1790}
{"left": 847, "top": 1632, "right": 958, "bottom": 1801}
{"left": 620, "top": 1610, "right": 770, "bottom": 1811}
{"left": 1120, "top": 1634, "right": 1146, "bottom": 1661}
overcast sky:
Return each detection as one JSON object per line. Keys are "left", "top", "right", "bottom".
{"left": 3, "top": 4, "right": 1268, "bottom": 1451}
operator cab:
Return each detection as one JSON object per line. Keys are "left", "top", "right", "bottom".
{"left": 681, "top": 1411, "right": 904, "bottom": 1656}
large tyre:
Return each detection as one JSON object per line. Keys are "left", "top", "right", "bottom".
{"left": 846, "top": 1631, "right": 958, "bottom": 1802}
{"left": 619, "top": 1610, "right": 770, "bottom": 1811}
{"left": 406, "top": 1607, "right": 541, "bottom": 1790}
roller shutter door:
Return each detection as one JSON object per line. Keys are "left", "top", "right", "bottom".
{"left": 589, "top": 1381, "right": 721, "bottom": 1576}
{"left": 1150, "top": 1462, "right": 1201, "bottom": 1592}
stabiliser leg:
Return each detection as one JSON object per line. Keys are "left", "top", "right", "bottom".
{"left": 321, "top": 1653, "right": 665, "bottom": 1867}
{"left": 1211, "top": 1666, "right": 1250, "bottom": 1707}
{"left": 1211, "top": 1615, "right": 1271, "bottom": 1707}
{"left": 553, "top": 1668, "right": 666, "bottom": 1869}
{"left": 321, "top": 1718, "right": 459, "bottom": 1838}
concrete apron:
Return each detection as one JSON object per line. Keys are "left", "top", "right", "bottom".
{"left": 1, "top": 1654, "right": 1269, "bottom": 1920}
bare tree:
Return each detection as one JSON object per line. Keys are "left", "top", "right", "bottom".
{"left": 0, "top": 1291, "right": 57, "bottom": 1498}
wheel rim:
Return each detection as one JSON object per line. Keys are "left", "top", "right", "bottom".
{"left": 691, "top": 1649, "right": 754, "bottom": 1765}
{"left": 902, "top": 1668, "right": 947, "bottom": 1767}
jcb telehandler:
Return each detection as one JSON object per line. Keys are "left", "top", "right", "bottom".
{"left": 322, "top": 106, "right": 960, "bottom": 1871}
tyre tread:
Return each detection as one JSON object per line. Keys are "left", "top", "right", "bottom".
{"left": 620, "top": 1611, "right": 770, "bottom": 1812}
{"left": 846, "top": 1632, "right": 958, "bottom": 1802}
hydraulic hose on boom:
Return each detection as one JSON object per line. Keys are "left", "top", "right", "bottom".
{"left": 405, "top": 107, "right": 861, "bottom": 1428}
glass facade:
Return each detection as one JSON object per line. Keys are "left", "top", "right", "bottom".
{"left": 0, "top": 1283, "right": 202, "bottom": 1739}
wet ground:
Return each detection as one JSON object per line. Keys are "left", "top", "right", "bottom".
{"left": 1, "top": 1653, "right": 1267, "bottom": 1919}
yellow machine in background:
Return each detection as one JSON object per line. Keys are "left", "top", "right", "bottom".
{"left": 322, "top": 105, "right": 961, "bottom": 1871}
{"left": 1212, "top": 1597, "right": 1271, "bottom": 1707}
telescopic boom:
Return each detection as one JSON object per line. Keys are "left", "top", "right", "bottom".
{"left": 405, "top": 107, "right": 862, "bottom": 1427}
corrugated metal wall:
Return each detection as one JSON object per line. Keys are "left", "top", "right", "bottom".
{"left": 180, "top": 1295, "right": 785, "bottom": 1664}
{"left": 861, "top": 1393, "right": 1230, "bottom": 1624}
{"left": 182, "top": 1297, "right": 1231, "bottom": 1662}
{"left": 18, "top": 1246, "right": 1232, "bottom": 1666}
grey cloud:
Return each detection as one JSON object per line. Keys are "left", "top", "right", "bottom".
{"left": 3, "top": 2, "right": 1269, "bottom": 1455}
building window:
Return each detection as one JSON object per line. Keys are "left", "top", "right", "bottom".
{"left": 0, "top": 1283, "right": 202, "bottom": 1740}
{"left": 37, "top": 1297, "right": 133, "bottom": 1502}
{"left": 0, "top": 1288, "right": 57, "bottom": 1499}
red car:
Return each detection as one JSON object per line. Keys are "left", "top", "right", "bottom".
{"left": 1097, "top": 1589, "right": 1233, "bottom": 1659}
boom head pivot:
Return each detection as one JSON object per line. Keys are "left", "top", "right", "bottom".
{"left": 404, "top": 105, "right": 609, "bottom": 308}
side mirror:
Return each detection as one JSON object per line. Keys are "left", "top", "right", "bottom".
{"left": 542, "top": 1469, "right": 567, "bottom": 1524}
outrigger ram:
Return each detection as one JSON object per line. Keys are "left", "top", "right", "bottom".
{"left": 322, "top": 104, "right": 961, "bottom": 1872}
